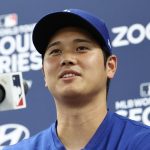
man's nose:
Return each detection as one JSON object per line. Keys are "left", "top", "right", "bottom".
{"left": 60, "top": 53, "right": 77, "bottom": 66}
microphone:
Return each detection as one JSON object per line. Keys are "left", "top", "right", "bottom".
{"left": 0, "top": 80, "right": 29, "bottom": 104}
{"left": 0, "top": 72, "right": 27, "bottom": 111}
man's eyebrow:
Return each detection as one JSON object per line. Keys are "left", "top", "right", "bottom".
{"left": 73, "top": 38, "right": 92, "bottom": 43}
{"left": 47, "top": 38, "right": 92, "bottom": 49}
{"left": 47, "top": 41, "right": 61, "bottom": 49}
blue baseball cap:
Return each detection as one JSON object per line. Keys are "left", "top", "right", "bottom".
{"left": 32, "top": 9, "right": 112, "bottom": 55}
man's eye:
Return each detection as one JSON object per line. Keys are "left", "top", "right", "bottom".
{"left": 76, "top": 46, "right": 89, "bottom": 52}
{"left": 49, "top": 49, "right": 62, "bottom": 56}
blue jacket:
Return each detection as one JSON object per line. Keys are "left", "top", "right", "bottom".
{"left": 4, "top": 112, "right": 150, "bottom": 150}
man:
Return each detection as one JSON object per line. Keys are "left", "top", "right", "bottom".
{"left": 4, "top": 9, "right": 150, "bottom": 150}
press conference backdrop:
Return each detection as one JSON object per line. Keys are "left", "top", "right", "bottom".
{"left": 0, "top": 0, "right": 150, "bottom": 148}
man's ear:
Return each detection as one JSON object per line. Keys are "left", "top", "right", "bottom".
{"left": 106, "top": 55, "right": 117, "bottom": 79}
{"left": 42, "top": 66, "right": 47, "bottom": 87}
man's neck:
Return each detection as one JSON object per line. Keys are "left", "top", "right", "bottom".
{"left": 56, "top": 99, "right": 107, "bottom": 150}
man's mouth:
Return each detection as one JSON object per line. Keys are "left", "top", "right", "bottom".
{"left": 62, "top": 73, "right": 76, "bottom": 78}
{"left": 59, "top": 70, "right": 81, "bottom": 79}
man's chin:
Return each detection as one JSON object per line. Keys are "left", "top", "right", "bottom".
{"left": 55, "top": 91, "right": 90, "bottom": 107}
{"left": 59, "top": 85, "right": 82, "bottom": 95}
{"left": 61, "top": 90, "right": 82, "bottom": 99}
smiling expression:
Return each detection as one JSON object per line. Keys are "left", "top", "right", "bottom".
{"left": 42, "top": 27, "right": 117, "bottom": 104}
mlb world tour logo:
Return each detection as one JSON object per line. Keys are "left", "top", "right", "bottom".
{"left": 0, "top": 13, "right": 42, "bottom": 73}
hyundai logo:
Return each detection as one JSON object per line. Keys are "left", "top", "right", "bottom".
{"left": 0, "top": 124, "right": 30, "bottom": 149}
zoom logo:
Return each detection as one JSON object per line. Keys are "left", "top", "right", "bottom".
{"left": 0, "top": 124, "right": 30, "bottom": 148}
{"left": 112, "top": 22, "right": 150, "bottom": 47}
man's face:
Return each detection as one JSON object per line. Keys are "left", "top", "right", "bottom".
{"left": 43, "top": 27, "right": 117, "bottom": 104}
